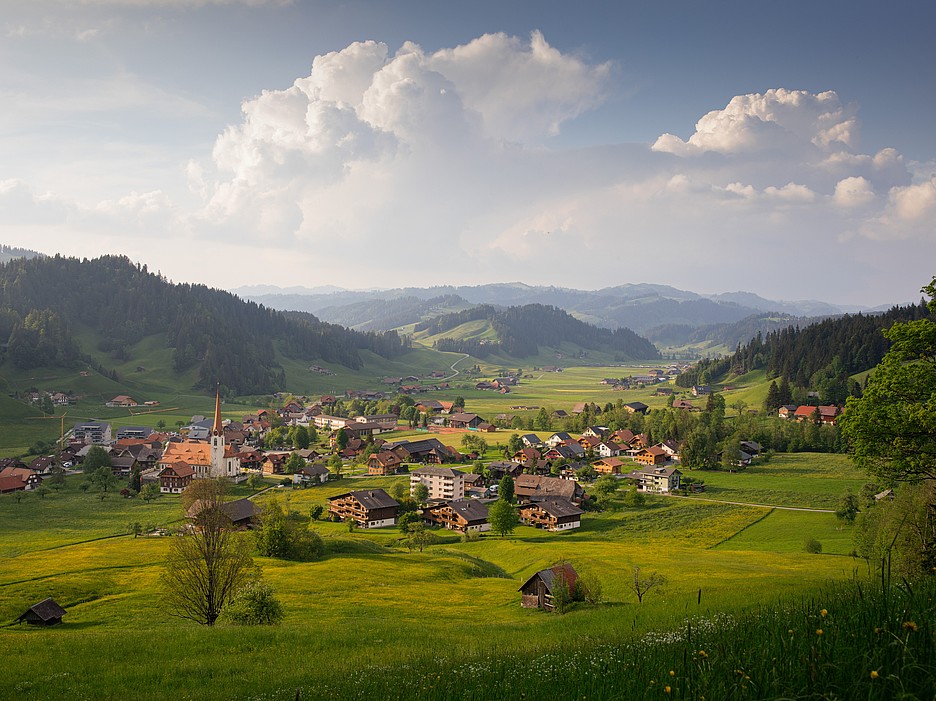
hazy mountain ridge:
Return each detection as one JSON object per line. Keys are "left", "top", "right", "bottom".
{"left": 234, "top": 282, "right": 895, "bottom": 339}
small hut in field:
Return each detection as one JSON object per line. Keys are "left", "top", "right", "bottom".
{"left": 519, "top": 564, "right": 579, "bottom": 611}
{"left": 17, "top": 598, "right": 67, "bottom": 626}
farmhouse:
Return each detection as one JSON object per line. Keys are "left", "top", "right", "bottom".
{"left": 186, "top": 498, "right": 259, "bottom": 529}
{"left": 327, "top": 489, "right": 399, "bottom": 528}
{"left": 292, "top": 463, "right": 330, "bottom": 485}
{"left": 518, "top": 499, "right": 583, "bottom": 531}
{"left": 448, "top": 412, "right": 484, "bottom": 429}
{"left": 519, "top": 563, "right": 579, "bottom": 611}
{"left": 159, "top": 461, "right": 194, "bottom": 493}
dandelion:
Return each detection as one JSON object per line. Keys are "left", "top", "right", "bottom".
{"left": 820, "top": 609, "right": 828, "bottom": 617}
{"left": 788, "top": 629, "right": 794, "bottom": 635}
{"left": 669, "top": 671, "right": 675, "bottom": 677}
{"left": 874, "top": 627, "right": 882, "bottom": 634}
{"left": 870, "top": 670, "right": 879, "bottom": 679}
{"left": 698, "top": 650, "right": 707, "bottom": 658}
{"left": 664, "top": 686, "right": 671, "bottom": 694}
{"left": 902, "top": 621, "right": 918, "bottom": 632}
{"left": 816, "top": 629, "right": 823, "bottom": 635}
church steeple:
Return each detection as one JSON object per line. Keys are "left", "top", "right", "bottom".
{"left": 212, "top": 384, "right": 223, "bottom": 437}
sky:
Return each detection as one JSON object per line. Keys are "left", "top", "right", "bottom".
{"left": 1, "top": 0, "right": 935, "bottom": 307}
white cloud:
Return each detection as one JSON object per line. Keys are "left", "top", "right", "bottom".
{"left": 0, "top": 179, "right": 68, "bottom": 225}
{"left": 888, "top": 177, "right": 936, "bottom": 221}
{"left": 652, "top": 89, "right": 857, "bottom": 156}
{"left": 834, "top": 176, "right": 876, "bottom": 208}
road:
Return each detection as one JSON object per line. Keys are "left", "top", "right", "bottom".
{"left": 669, "top": 493, "right": 834, "bottom": 513}
{"left": 442, "top": 353, "right": 470, "bottom": 381}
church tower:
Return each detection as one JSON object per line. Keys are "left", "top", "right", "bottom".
{"left": 209, "top": 386, "right": 227, "bottom": 478}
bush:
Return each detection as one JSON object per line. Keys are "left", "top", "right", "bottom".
{"left": 221, "top": 580, "right": 284, "bottom": 625}
{"left": 804, "top": 537, "right": 823, "bottom": 554}
{"left": 398, "top": 511, "right": 421, "bottom": 531}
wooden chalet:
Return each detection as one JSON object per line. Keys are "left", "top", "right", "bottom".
{"left": 159, "top": 461, "right": 195, "bottom": 493}
{"left": 518, "top": 499, "right": 583, "bottom": 531}
{"left": 634, "top": 445, "right": 668, "bottom": 466}
{"left": 519, "top": 564, "right": 579, "bottom": 611}
{"left": 367, "top": 451, "right": 405, "bottom": 476}
{"left": 327, "top": 489, "right": 399, "bottom": 528}
{"left": 423, "top": 499, "right": 490, "bottom": 533}
{"left": 186, "top": 498, "right": 259, "bottom": 529}
{"left": 17, "top": 598, "right": 67, "bottom": 626}
{"left": 514, "top": 474, "right": 586, "bottom": 505}
{"left": 592, "top": 457, "right": 626, "bottom": 475}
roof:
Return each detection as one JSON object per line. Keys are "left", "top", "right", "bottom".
{"left": 515, "top": 474, "right": 580, "bottom": 501}
{"left": 523, "top": 498, "right": 584, "bottom": 518}
{"left": 186, "top": 498, "right": 258, "bottom": 523}
{"left": 19, "top": 598, "right": 67, "bottom": 622}
{"left": 430, "top": 498, "right": 489, "bottom": 523}
{"left": 411, "top": 466, "right": 465, "bottom": 478}
{"left": 329, "top": 489, "right": 399, "bottom": 510}
{"left": 160, "top": 461, "right": 195, "bottom": 478}
{"left": 449, "top": 412, "right": 480, "bottom": 423}
{"left": 518, "top": 563, "right": 579, "bottom": 594}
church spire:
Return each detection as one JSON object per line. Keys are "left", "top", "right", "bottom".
{"left": 212, "top": 384, "right": 223, "bottom": 437}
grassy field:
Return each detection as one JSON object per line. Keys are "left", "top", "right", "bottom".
{"left": 0, "top": 452, "right": 876, "bottom": 700}
{"left": 682, "top": 453, "right": 868, "bottom": 510}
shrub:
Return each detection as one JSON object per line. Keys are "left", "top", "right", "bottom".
{"left": 804, "top": 537, "right": 823, "bottom": 554}
{"left": 221, "top": 580, "right": 284, "bottom": 625}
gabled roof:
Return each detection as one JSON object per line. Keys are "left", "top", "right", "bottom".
{"left": 329, "top": 488, "right": 399, "bottom": 510}
{"left": 18, "top": 598, "right": 67, "bottom": 623}
{"left": 518, "top": 563, "right": 579, "bottom": 594}
{"left": 524, "top": 498, "right": 583, "bottom": 519}
{"left": 431, "top": 498, "right": 489, "bottom": 523}
{"left": 411, "top": 466, "right": 465, "bottom": 478}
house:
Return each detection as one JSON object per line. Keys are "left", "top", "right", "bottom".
{"left": 624, "top": 402, "right": 649, "bottom": 415}
{"left": 327, "top": 489, "right": 399, "bottom": 528}
{"left": 519, "top": 499, "right": 583, "bottom": 531}
{"left": 512, "top": 447, "right": 542, "bottom": 464}
{"left": 106, "top": 395, "right": 138, "bottom": 407}
{"left": 261, "top": 451, "right": 290, "bottom": 475}
{"left": 0, "top": 475, "right": 28, "bottom": 494}
{"left": 314, "top": 414, "right": 350, "bottom": 430}
{"left": 410, "top": 466, "right": 466, "bottom": 501}
{"left": 186, "top": 497, "right": 259, "bottom": 529}
{"left": 520, "top": 434, "right": 543, "bottom": 447}
{"left": 159, "top": 462, "right": 195, "bottom": 493}
{"left": 544, "top": 443, "right": 586, "bottom": 462}
{"left": 673, "top": 399, "right": 695, "bottom": 411}
{"left": 582, "top": 426, "right": 610, "bottom": 439}
{"left": 626, "top": 465, "right": 682, "bottom": 493}
{"left": 486, "top": 461, "right": 524, "bottom": 481}
{"left": 778, "top": 405, "right": 798, "bottom": 419}
{"left": 514, "top": 474, "right": 586, "bottom": 505}
{"left": 519, "top": 563, "right": 579, "bottom": 611}
{"left": 634, "top": 445, "right": 668, "bottom": 466}
{"left": 592, "top": 457, "right": 626, "bottom": 475}
{"left": 596, "top": 441, "right": 622, "bottom": 458}
{"left": 659, "top": 440, "right": 681, "bottom": 460}
{"left": 448, "top": 412, "right": 484, "bottom": 430}
{"left": 17, "top": 598, "right": 67, "bottom": 626}
{"left": 423, "top": 499, "right": 490, "bottom": 533}
{"left": 110, "top": 454, "right": 138, "bottom": 476}
{"left": 355, "top": 414, "right": 398, "bottom": 431}
{"left": 293, "top": 463, "right": 330, "bottom": 485}
{"left": 691, "top": 385, "right": 711, "bottom": 397}
{"left": 367, "top": 451, "right": 405, "bottom": 476}
{"left": 545, "top": 432, "right": 574, "bottom": 448}
{"left": 385, "top": 438, "right": 454, "bottom": 464}
{"left": 611, "top": 428, "right": 636, "bottom": 445}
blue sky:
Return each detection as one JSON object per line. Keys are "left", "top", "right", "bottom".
{"left": 1, "top": 0, "right": 934, "bottom": 306}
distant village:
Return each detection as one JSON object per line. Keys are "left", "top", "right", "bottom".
{"left": 2, "top": 362, "right": 844, "bottom": 537}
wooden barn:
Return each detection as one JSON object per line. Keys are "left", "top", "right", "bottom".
{"left": 17, "top": 598, "right": 67, "bottom": 626}
{"left": 518, "top": 564, "right": 579, "bottom": 611}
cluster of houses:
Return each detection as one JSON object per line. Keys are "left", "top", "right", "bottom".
{"left": 778, "top": 405, "right": 843, "bottom": 425}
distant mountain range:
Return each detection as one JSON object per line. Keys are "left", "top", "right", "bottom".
{"left": 233, "top": 282, "right": 901, "bottom": 342}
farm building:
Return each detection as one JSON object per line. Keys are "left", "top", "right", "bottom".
{"left": 17, "top": 598, "right": 67, "bottom": 626}
{"left": 519, "top": 564, "right": 579, "bottom": 611}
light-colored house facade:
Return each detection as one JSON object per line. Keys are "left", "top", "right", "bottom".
{"left": 410, "top": 466, "right": 466, "bottom": 501}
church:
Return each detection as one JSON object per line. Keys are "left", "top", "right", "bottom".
{"left": 160, "top": 389, "right": 241, "bottom": 480}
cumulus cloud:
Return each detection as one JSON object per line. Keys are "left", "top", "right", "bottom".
{"left": 834, "top": 176, "right": 876, "bottom": 208}
{"left": 652, "top": 89, "right": 857, "bottom": 156}
{"left": 0, "top": 179, "right": 68, "bottom": 225}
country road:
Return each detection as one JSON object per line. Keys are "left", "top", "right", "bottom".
{"left": 669, "top": 494, "right": 834, "bottom": 513}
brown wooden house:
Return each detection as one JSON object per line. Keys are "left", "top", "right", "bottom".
{"left": 327, "top": 489, "right": 399, "bottom": 528}
{"left": 519, "top": 564, "right": 579, "bottom": 611}
{"left": 422, "top": 499, "right": 490, "bottom": 533}
{"left": 518, "top": 499, "right": 583, "bottom": 531}
{"left": 367, "top": 451, "right": 404, "bottom": 476}
{"left": 159, "top": 461, "right": 195, "bottom": 493}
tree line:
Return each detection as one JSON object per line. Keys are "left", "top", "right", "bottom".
{"left": 0, "top": 255, "right": 409, "bottom": 394}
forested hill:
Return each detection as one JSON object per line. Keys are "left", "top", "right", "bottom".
{"left": 0, "top": 255, "right": 408, "bottom": 395}
{"left": 677, "top": 302, "right": 931, "bottom": 402}
{"left": 417, "top": 303, "right": 660, "bottom": 360}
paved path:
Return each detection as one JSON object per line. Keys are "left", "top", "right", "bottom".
{"left": 442, "top": 353, "right": 470, "bottom": 381}
{"left": 669, "top": 494, "right": 834, "bottom": 513}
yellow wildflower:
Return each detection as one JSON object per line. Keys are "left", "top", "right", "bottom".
{"left": 816, "top": 628, "right": 823, "bottom": 636}
{"left": 664, "top": 686, "right": 671, "bottom": 694}
{"left": 820, "top": 609, "right": 828, "bottom": 617}
{"left": 870, "top": 670, "right": 879, "bottom": 680}
{"left": 902, "top": 621, "right": 918, "bottom": 632}
{"left": 669, "top": 671, "right": 675, "bottom": 677}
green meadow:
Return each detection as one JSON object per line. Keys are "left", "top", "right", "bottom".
{"left": 0, "top": 454, "right": 883, "bottom": 700}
